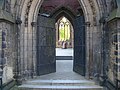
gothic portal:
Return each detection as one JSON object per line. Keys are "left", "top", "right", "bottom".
{"left": 0, "top": 0, "right": 120, "bottom": 90}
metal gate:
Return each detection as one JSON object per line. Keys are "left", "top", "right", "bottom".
{"left": 36, "top": 16, "right": 56, "bottom": 75}
{"left": 73, "top": 16, "right": 86, "bottom": 76}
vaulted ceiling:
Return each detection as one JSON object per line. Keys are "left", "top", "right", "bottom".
{"left": 39, "top": 0, "right": 81, "bottom": 16}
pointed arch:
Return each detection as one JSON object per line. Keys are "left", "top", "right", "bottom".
{"left": 50, "top": 7, "right": 76, "bottom": 25}
{"left": 18, "top": 0, "right": 102, "bottom": 78}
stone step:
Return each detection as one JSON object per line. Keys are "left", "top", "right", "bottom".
{"left": 56, "top": 56, "right": 73, "bottom": 60}
{"left": 19, "top": 85, "right": 103, "bottom": 90}
{"left": 19, "top": 80, "right": 103, "bottom": 90}
{"left": 24, "top": 80, "right": 95, "bottom": 86}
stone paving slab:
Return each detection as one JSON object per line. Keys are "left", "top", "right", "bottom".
{"left": 36, "top": 60, "right": 85, "bottom": 80}
{"left": 56, "top": 48, "right": 73, "bottom": 56}
{"left": 19, "top": 60, "right": 103, "bottom": 90}
{"left": 24, "top": 79, "right": 95, "bottom": 86}
{"left": 19, "top": 85, "right": 103, "bottom": 90}
{"left": 56, "top": 56, "right": 73, "bottom": 60}
{"left": 27, "top": 80, "right": 95, "bottom": 83}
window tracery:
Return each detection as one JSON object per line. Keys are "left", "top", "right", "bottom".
{"left": 58, "top": 17, "right": 70, "bottom": 41}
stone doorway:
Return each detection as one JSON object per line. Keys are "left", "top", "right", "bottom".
{"left": 56, "top": 17, "right": 74, "bottom": 48}
{"left": 18, "top": 0, "right": 102, "bottom": 81}
{"left": 36, "top": 1, "right": 86, "bottom": 76}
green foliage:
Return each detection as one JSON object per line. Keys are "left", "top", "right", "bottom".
{"left": 59, "top": 17, "right": 71, "bottom": 41}
{"left": 59, "top": 27, "right": 70, "bottom": 41}
{"left": 59, "top": 28, "right": 64, "bottom": 41}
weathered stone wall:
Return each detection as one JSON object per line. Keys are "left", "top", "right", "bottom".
{"left": 0, "top": 0, "right": 119, "bottom": 89}
{"left": 107, "top": 19, "right": 120, "bottom": 89}
{"left": 105, "top": 0, "right": 120, "bottom": 89}
{"left": 0, "top": 21, "right": 16, "bottom": 84}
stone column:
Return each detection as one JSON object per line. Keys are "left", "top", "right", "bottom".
{"left": 15, "top": 18, "right": 22, "bottom": 85}
{"left": 31, "top": 22, "right": 37, "bottom": 78}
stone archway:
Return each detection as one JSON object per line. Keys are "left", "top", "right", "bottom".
{"left": 17, "top": 0, "right": 102, "bottom": 79}
{"left": 51, "top": 7, "right": 75, "bottom": 48}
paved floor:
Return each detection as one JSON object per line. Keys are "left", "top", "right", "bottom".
{"left": 56, "top": 48, "right": 73, "bottom": 56}
{"left": 30, "top": 48, "right": 84, "bottom": 80}
{"left": 36, "top": 48, "right": 82, "bottom": 80}
{"left": 37, "top": 60, "right": 85, "bottom": 80}
{"left": 19, "top": 48, "right": 103, "bottom": 90}
{"left": 20, "top": 60, "right": 103, "bottom": 90}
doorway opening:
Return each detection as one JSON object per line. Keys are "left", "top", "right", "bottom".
{"left": 56, "top": 17, "right": 73, "bottom": 48}
{"left": 56, "top": 16, "right": 74, "bottom": 60}
{"left": 55, "top": 16, "right": 74, "bottom": 78}
{"left": 36, "top": 0, "right": 86, "bottom": 77}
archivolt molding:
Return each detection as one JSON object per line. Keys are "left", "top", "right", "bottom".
{"left": 20, "top": 0, "right": 32, "bottom": 30}
{"left": 88, "top": 0, "right": 100, "bottom": 25}
{"left": 28, "top": 0, "right": 43, "bottom": 31}
{"left": 15, "top": 0, "right": 25, "bottom": 17}
{"left": 16, "top": 0, "right": 101, "bottom": 78}
{"left": 88, "top": 0, "right": 97, "bottom": 16}
{"left": 18, "top": 0, "right": 101, "bottom": 29}
{"left": 24, "top": 0, "right": 96, "bottom": 42}
{"left": 14, "top": 0, "right": 102, "bottom": 28}
{"left": 24, "top": 0, "right": 33, "bottom": 27}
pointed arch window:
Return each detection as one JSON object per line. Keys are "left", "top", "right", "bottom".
{"left": 59, "top": 17, "right": 70, "bottom": 41}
